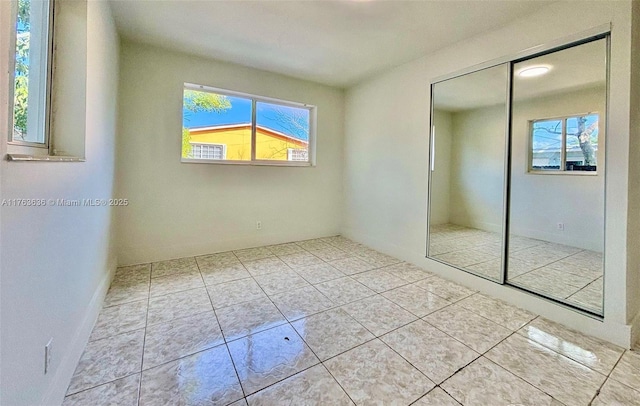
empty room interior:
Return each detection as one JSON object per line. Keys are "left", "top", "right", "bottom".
{"left": 1, "top": 0, "right": 640, "bottom": 405}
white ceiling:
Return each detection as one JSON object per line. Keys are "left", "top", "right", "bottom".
{"left": 434, "top": 38, "right": 607, "bottom": 112}
{"left": 109, "top": 0, "right": 554, "bottom": 88}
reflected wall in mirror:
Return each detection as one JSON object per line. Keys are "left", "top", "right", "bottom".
{"left": 428, "top": 64, "right": 508, "bottom": 281}
{"left": 507, "top": 38, "right": 607, "bottom": 315}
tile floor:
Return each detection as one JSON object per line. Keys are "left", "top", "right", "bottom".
{"left": 64, "top": 236, "right": 639, "bottom": 406}
{"left": 429, "top": 224, "right": 604, "bottom": 314}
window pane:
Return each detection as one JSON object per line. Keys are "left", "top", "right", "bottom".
{"left": 255, "top": 101, "right": 310, "bottom": 162}
{"left": 565, "top": 114, "right": 598, "bottom": 171}
{"left": 531, "top": 119, "right": 562, "bottom": 170}
{"left": 12, "top": 0, "right": 51, "bottom": 144}
{"left": 182, "top": 88, "right": 252, "bottom": 160}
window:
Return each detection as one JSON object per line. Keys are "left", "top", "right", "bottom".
{"left": 182, "top": 83, "right": 315, "bottom": 165}
{"left": 529, "top": 113, "right": 599, "bottom": 173}
{"left": 10, "top": 0, "right": 54, "bottom": 146}
{"left": 191, "top": 143, "right": 226, "bottom": 160}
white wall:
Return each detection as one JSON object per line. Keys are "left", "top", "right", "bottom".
{"left": 449, "top": 104, "right": 506, "bottom": 234}
{"left": 444, "top": 87, "right": 605, "bottom": 251}
{"left": 344, "top": 1, "right": 636, "bottom": 347}
{"left": 115, "top": 43, "right": 344, "bottom": 266}
{"left": 628, "top": 0, "right": 640, "bottom": 346}
{"left": 510, "top": 86, "right": 605, "bottom": 251}
{"left": 0, "top": 1, "right": 120, "bottom": 405}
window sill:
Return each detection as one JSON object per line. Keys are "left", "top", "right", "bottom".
{"left": 527, "top": 170, "right": 597, "bottom": 176}
{"left": 7, "top": 153, "right": 85, "bottom": 162}
{"left": 180, "top": 158, "right": 313, "bottom": 167}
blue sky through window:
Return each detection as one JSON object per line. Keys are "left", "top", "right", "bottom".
{"left": 183, "top": 92, "right": 310, "bottom": 141}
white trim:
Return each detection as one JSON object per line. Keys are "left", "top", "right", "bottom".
{"left": 40, "top": 259, "right": 116, "bottom": 405}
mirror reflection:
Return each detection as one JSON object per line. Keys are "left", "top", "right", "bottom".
{"left": 428, "top": 64, "right": 508, "bottom": 281}
{"left": 507, "top": 38, "right": 606, "bottom": 314}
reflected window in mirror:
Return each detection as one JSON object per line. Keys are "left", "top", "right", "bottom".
{"left": 529, "top": 113, "right": 599, "bottom": 173}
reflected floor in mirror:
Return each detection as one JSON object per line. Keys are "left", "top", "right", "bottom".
{"left": 429, "top": 224, "right": 603, "bottom": 314}
{"left": 64, "top": 236, "right": 636, "bottom": 406}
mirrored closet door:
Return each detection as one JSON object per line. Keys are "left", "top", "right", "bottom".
{"left": 506, "top": 37, "right": 607, "bottom": 315}
{"left": 427, "top": 33, "right": 608, "bottom": 316}
{"left": 427, "top": 64, "right": 509, "bottom": 282}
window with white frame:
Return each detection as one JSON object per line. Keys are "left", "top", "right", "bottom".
{"left": 529, "top": 113, "right": 599, "bottom": 173}
{"left": 10, "top": 0, "right": 54, "bottom": 146}
{"left": 191, "top": 143, "right": 226, "bottom": 160}
{"left": 181, "top": 83, "right": 315, "bottom": 165}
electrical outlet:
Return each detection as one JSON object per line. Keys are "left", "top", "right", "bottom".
{"left": 45, "top": 338, "right": 53, "bottom": 374}
{"left": 557, "top": 223, "right": 565, "bottom": 231}
{"left": 256, "top": 221, "right": 262, "bottom": 230}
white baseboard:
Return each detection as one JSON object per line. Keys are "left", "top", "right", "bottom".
{"left": 40, "top": 258, "right": 116, "bottom": 406}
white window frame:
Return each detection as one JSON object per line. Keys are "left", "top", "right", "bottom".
{"left": 181, "top": 83, "right": 316, "bottom": 167}
{"left": 7, "top": 0, "right": 55, "bottom": 149}
{"left": 527, "top": 112, "right": 599, "bottom": 176}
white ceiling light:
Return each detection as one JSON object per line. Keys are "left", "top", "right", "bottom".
{"left": 518, "top": 65, "right": 550, "bottom": 78}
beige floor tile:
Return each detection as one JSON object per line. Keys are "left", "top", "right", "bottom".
{"left": 457, "top": 293, "right": 536, "bottom": 331}
{"left": 151, "top": 257, "right": 198, "bottom": 278}
{"left": 291, "top": 308, "right": 374, "bottom": 361}
{"left": 266, "top": 242, "right": 305, "bottom": 256}
{"left": 233, "top": 246, "right": 274, "bottom": 262}
{"left": 216, "top": 297, "right": 287, "bottom": 341}
{"left": 201, "top": 263, "right": 251, "bottom": 286}
{"left": 324, "top": 339, "right": 434, "bottom": 405}
{"left": 195, "top": 251, "right": 240, "bottom": 270}
{"left": 142, "top": 311, "right": 223, "bottom": 369}
{"left": 329, "top": 257, "right": 377, "bottom": 275}
{"left": 424, "top": 304, "right": 512, "bottom": 353}
{"left": 592, "top": 377, "right": 640, "bottom": 406}
{"left": 270, "top": 285, "right": 334, "bottom": 321}
{"left": 63, "top": 374, "right": 140, "bottom": 406}
{"left": 341, "top": 295, "right": 417, "bottom": 336}
{"left": 433, "top": 249, "right": 497, "bottom": 268}
{"left": 278, "top": 251, "right": 324, "bottom": 268}
{"left": 382, "top": 284, "right": 451, "bottom": 317}
{"left": 509, "top": 272, "right": 583, "bottom": 300}
{"left": 314, "top": 277, "right": 376, "bottom": 305}
{"left": 139, "top": 344, "right": 243, "bottom": 406}
{"left": 380, "top": 262, "right": 433, "bottom": 283}
{"left": 308, "top": 246, "right": 351, "bottom": 262}
{"left": 104, "top": 278, "right": 149, "bottom": 308}
{"left": 246, "top": 364, "right": 354, "bottom": 406}
{"left": 609, "top": 349, "right": 640, "bottom": 392}
{"left": 112, "top": 264, "right": 151, "bottom": 285}
{"left": 352, "top": 269, "right": 408, "bottom": 293}
{"left": 293, "top": 263, "right": 345, "bottom": 285}
{"left": 149, "top": 271, "right": 204, "bottom": 297}
{"left": 67, "top": 329, "right": 145, "bottom": 395}
{"left": 147, "top": 288, "right": 212, "bottom": 326}
{"left": 413, "top": 387, "right": 460, "bottom": 406}
{"left": 441, "top": 357, "right": 555, "bottom": 406}
{"left": 89, "top": 299, "right": 147, "bottom": 341}
{"left": 486, "top": 334, "right": 606, "bottom": 406}
{"left": 381, "top": 320, "right": 480, "bottom": 384}
{"left": 414, "top": 276, "right": 476, "bottom": 302}
{"left": 253, "top": 269, "right": 310, "bottom": 296}
{"left": 228, "top": 324, "right": 319, "bottom": 395}
{"left": 243, "top": 257, "right": 291, "bottom": 277}
{"left": 518, "top": 317, "right": 624, "bottom": 375}
{"left": 206, "top": 278, "right": 267, "bottom": 309}
{"left": 296, "top": 239, "right": 332, "bottom": 251}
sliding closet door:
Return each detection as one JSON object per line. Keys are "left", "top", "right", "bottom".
{"left": 427, "top": 64, "right": 509, "bottom": 282}
{"left": 506, "top": 37, "right": 608, "bottom": 315}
